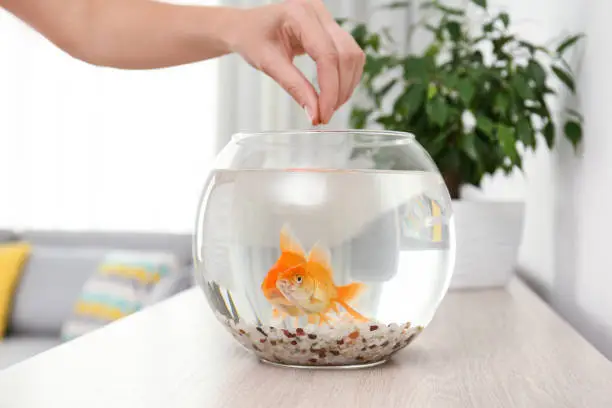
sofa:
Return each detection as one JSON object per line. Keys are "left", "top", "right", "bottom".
{"left": 0, "top": 229, "right": 195, "bottom": 370}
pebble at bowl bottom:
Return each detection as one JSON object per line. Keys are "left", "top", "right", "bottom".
{"left": 217, "top": 311, "right": 424, "bottom": 368}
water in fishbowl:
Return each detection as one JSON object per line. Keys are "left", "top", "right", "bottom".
{"left": 194, "top": 168, "right": 455, "bottom": 367}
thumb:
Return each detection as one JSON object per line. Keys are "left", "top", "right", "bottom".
{"left": 261, "top": 57, "right": 320, "bottom": 125}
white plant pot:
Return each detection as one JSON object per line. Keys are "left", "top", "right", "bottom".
{"left": 449, "top": 200, "right": 525, "bottom": 290}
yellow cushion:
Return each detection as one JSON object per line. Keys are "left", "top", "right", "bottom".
{"left": 0, "top": 242, "right": 31, "bottom": 339}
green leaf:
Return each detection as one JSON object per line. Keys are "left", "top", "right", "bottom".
{"left": 437, "top": 4, "right": 466, "bottom": 16}
{"left": 556, "top": 34, "right": 584, "bottom": 56}
{"left": 499, "top": 12, "right": 510, "bottom": 28}
{"left": 403, "top": 56, "right": 433, "bottom": 82}
{"left": 351, "top": 24, "right": 368, "bottom": 49}
{"left": 367, "top": 34, "right": 381, "bottom": 52}
{"left": 445, "top": 21, "right": 462, "bottom": 41}
{"left": 526, "top": 59, "right": 547, "bottom": 89}
{"left": 517, "top": 117, "right": 536, "bottom": 149}
{"left": 493, "top": 36, "right": 514, "bottom": 55}
{"left": 476, "top": 115, "right": 495, "bottom": 137}
{"left": 394, "top": 83, "right": 426, "bottom": 118}
{"left": 424, "top": 43, "right": 441, "bottom": 58}
{"left": 427, "top": 83, "right": 437, "bottom": 100}
{"left": 421, "top": 2, "right": 465, "bottom": 16}
{"left": 350, "top": 108, "right": 371, "bottom": 129}
{"left": 439, "top": 149, "right": 461, "bottom": 171}
{"left": 425, "top": 132, "right": 449, "bottom": 157}
{"left": 427, "top": 96, "right": 449, "bottom": 127}
{"left": 440, "top": 72, "right": 459, "bottom": 90}
{"left": 381, "top": 1, "right": 411, "bottom": 9}
{"left": 494, "top": 93, "right": 509, "bottom": 116}
{"left": 543, "top": 121, "right": 555, "bottom": 148}
{"left": 552, "top": 66, "right": 575, "bottom": 93}
{"left": 497, "top": 125, "right": 518, "bottom": 162}
{"left": 364, "top": 55, "right": 388, "bottom": 80}
{"left": 518, "top": 40, "right": 549, "bottom": 55}
{"left": 457, "top": 79, "right": 476, "bottom": 104}
{"left": 564, "top": 120, "right": 582, "bottom": 147}
{"left": 483, "top": 22, "right": 494, "bottom": 33}
{"left": 459, "top": 132, "right": 478, "bottom": 160}
{"left": 512, "top": 154, "right": 524, "bottom": 172}
{"left": 472, "top": 0, "right": 487, "bottom": 9}
{"left": 511, "top": 74, "right": 534, "bottom": 100}
{"left": 376, "top": 115, "right": 397, "bottom": 128}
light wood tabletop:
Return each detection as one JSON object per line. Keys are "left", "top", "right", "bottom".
{"left": 1, "top": 278, "right": 611, "bottom": 408}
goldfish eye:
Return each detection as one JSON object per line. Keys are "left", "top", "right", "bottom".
{"left": 296, "top": 275, "right": 303, "bottom": 284}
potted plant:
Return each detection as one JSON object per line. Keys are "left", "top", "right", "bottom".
{"left": 338, "top": 0, "right": 584, "bottom": 288}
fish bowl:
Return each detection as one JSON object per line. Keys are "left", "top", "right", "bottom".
{"left": 193, "top": 129, "right": 455, "bottom": 368}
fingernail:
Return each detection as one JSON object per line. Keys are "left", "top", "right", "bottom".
{"left": 304, "top": 106, "right": 314, "bottom": 125}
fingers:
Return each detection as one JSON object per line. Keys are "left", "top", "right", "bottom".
{"left": 347, "top": 46, "right": 365, "bottom": 105}
{"left": 307, "top": 0, "right": 366, "bottom": 109}
{"left": 261, "top": 50, "right": 320, "bottom": 125}
{"left": 244, "top": 0, "right": 365, "bottom": 125}
{"left": 284, "top": 1, "right": 339, "bottom": 124}
{"left": 331, "top": 26, "right": 366, "bottom": 107}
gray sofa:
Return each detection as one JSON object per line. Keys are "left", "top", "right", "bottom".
{"left": 0, "top": 229, "right": 195, "bottom": 369}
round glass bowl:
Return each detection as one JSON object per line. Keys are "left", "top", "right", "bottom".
{"left": 193, "top": 130, "right": 455, "bottom": 368}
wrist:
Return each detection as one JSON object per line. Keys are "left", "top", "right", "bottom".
{"left": 182, "top": 6, "right": 247, "bottom": 57}
{"left": 206, "top": 6, "right": 248, "bottom": 55}
{"left": 215, "top": 4, "right": 284, "bottom": 54}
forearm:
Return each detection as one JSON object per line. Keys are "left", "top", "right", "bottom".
{"left": 1, "top": 0, "right": 243, "bottom": 69}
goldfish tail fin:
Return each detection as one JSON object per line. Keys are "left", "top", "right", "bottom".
{"left": 336, "top": 282, "right": 366, "bottom": 303}
{"left": 335, "top": 282, "right": 368, "bottom": 322}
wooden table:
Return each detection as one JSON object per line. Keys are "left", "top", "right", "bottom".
{"left": 1, "top": 278, "right": 612, "bottom": 407}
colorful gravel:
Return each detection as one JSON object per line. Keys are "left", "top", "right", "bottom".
{"left": 215, "top": 312, "right": 424, "bottom": 367}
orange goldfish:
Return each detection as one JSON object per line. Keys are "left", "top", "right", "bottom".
{"left": 260, "top": 226, "right": 337, "bottom": 325}
{"left": 261, "top": 225, "right": 367, "bottom": 325}
{"left": 275, "top": 240, "right": 368, "bottom": 324}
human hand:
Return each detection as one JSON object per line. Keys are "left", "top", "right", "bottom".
{"left": 227, "top": 0, "right": 365, "bottom": 125}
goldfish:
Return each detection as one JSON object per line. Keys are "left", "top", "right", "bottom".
{"left": 275, "top": 239, "right": 368, "bottom": 324}
{"left": 260, "top": 226, "right": 337, "bottom": 325}
{"left": 261, "top": 225, "right": 368, "bottom": 325}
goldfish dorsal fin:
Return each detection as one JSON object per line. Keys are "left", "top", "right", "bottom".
{"left": 280, "top": 224, "right": 305, "bottom": 256}
{"left": 308, "top": 242, "right": 333, "bottom": 274}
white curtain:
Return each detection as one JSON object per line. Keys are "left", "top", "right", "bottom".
{"left": 0, "top": 1, "right": 220, "bottom": 233}
{"left": 215, "top": 0, "right": 415, "bottom": 150}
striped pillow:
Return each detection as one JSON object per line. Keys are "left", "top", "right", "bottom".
{"left": 61, "top": 250, "right": 179, "bottom": 340}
